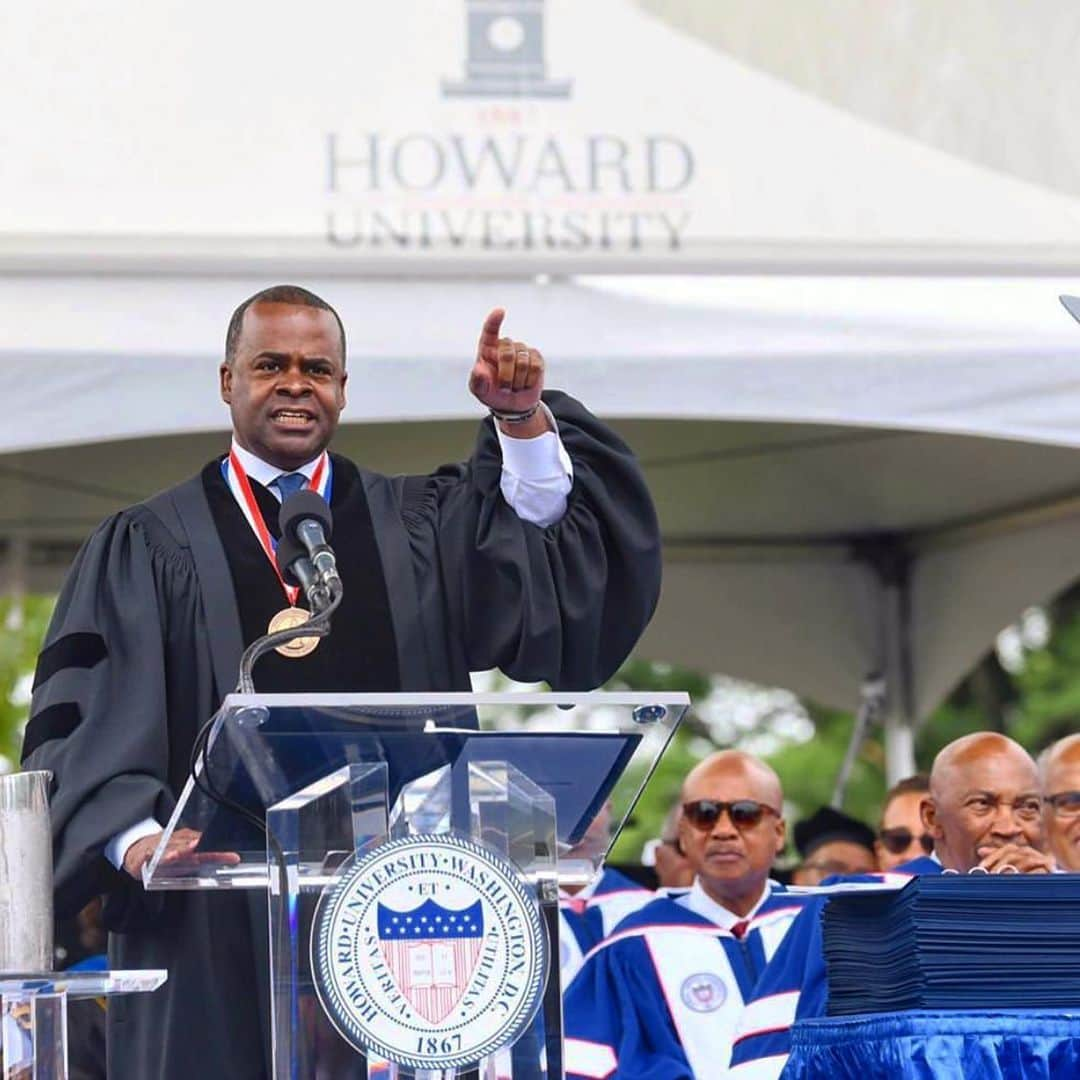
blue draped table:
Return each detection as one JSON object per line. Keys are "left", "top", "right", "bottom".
{"left": 784, "top": 1010, "right": 1080, "bottom": 1079}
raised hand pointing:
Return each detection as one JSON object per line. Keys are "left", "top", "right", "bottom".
{"left": 469, "top": 308, "right": 549, "bottom": 437}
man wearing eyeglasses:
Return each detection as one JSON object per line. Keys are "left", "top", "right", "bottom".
{"left": 563, "top": 750, "right": 810, "bottom": 1080}
{"left": 730, "top": 732, "right": 1053, "bottom": 1080}
{"left": 875, "top": 774, "right": 933, "bottom": 871}
{"left": 1040, "top": 733, "right": 1080, "bottom": 871}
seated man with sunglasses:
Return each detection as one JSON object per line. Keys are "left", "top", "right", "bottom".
{"left": 1040, "top": 733, "right": 1080, "bottom": 871}
{"left": 875, "top": 773, "right": 934, "bottom": 871}
{"left": 730, "top": 732, "right": 1053, "bottom": 1080}
{"left": 563, "top": 750, "right": 809, "bottom": 1080}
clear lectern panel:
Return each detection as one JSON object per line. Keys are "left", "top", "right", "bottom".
{"left": 142, "top": 693, "right": 688, "bottom": 1079}
{"left": 144, "top": 693, "right": 687, "bottom": 891}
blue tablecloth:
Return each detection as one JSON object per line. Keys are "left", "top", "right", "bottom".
{"left": 784, "top": 1010, "right": 1080, "bottom": 1079}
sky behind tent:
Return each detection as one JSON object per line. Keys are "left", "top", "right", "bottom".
{"left": 642, "top": 0, "right": 1080, "bottom": 202}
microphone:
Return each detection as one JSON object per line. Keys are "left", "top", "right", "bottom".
{"left": 275, "top": 534, "right": 331, "bottom": 614}
{"left": 278, "top": 490, "right": 343, "bottom": 597}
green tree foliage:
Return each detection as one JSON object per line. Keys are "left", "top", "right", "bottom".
{"left": 4, "top": 585, "right": 1080, "bottom": 864}
{"left": 0, "top": 596, "right": 55, "bottom": 770}
{"left": 766, "top": 703, "right": 886, "bottom": 823}
{"left": 1007, "top": 603, "right": 1080, "bottom": 751}
{"left": 611, "top": 584, "right": 1080, "bottom": 861}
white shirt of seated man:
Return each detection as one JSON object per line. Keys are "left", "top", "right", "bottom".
{"left": 110, "top": 306, "right": 572, "bottom": 877}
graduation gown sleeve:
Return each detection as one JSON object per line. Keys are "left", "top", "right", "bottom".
{"left": 20, "top": 507, "right": 211, "bottom": 918}
{"left": 564, "top": 934, "right": 695, "bottom": 1080}
{"left": 400, "top": 390, "right": 662, "bottom": 689}
{"left": 729, "top": 900, "right": 827, "bottom": 1080}
{"left": 19, "top": 503, "right": 272, "bottom": 1080}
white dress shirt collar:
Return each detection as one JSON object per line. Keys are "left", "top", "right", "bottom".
{"left": 678, "top": 877, "right": 772, "bottom": 930}
{"left": 229, "top": 438, "right": 322, "bottom": 489}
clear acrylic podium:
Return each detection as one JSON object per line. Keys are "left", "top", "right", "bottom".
{"left": 144, "top": 692, "right": 688, "bottom": 1079}
{"left": 1, "top": 970, "right": 166, "bottom": 1080}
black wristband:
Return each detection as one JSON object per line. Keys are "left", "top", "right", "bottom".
{"left": 489, "top": 402, "right": 542, "bottom": 424}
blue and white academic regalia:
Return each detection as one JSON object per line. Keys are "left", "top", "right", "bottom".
{"left": 564, "top": 882, "right": 809, "bottom": 1079}
{"left": 728, "top": 856, "right": 941, "bottom": 1080}
{"left": 560, "top": 868, "right": 654, "bottom": 988}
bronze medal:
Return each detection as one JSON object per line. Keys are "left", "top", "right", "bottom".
{"left": 268, "top": 606, "right": 319, "bottom": 658}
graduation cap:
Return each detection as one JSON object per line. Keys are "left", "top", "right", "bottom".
{"left": 1059, "top": 295, "right": 1080, "bottom": 325}
{"left": 794, "top": 806, "right": 876, "bottom": 860}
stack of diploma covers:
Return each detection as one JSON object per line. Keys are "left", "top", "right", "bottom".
{"left": 821, "top": 874, "right": 1080, "bottom": 1015}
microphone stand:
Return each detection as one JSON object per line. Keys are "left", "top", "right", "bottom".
{"left": 187, "top": 582, "right": 344, "bottom": 1057}
{"left": 236, "top": 583, "right": 344, "bottom": 694}
{"left": 188, "top": 575, "right": 344, "bottom": 819}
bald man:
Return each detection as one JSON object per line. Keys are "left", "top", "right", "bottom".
{"left": 1040, "top": 733, "right": 1080, "bottom": 871}
{"left": 925, "top": 731, "right": 1053, "bottom": 874}
{"left": 730, "top": 732, "right": 1052, "bottom": 1080}
{"left": 563, "top": 751, "right": 810, "bottom": 1080}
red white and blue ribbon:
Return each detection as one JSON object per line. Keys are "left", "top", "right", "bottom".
{"left": 222, "top": 449, "right": 331, "bottom": 605}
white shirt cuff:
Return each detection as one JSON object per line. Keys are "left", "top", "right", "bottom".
{"left": 496, "top": 404, "right": 574, "bottom": 528}
{"left": 495, "top": 404, "right": 573, "bottom": 481}
{"left": 105, "top": 817, "right": 162, "bottom": 870}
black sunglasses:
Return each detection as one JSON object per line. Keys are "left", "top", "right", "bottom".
{"left": 682, "top": 799, "right": 779, "bottom": 831}
{"left": 878, "top": 827, "right": 934, "bottom": 855}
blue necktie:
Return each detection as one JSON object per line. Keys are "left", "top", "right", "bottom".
{"left": 272, "top": 472, "right": 307, "bottom": 502}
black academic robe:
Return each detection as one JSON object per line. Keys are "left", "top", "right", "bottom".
{"left": 21, "top": 393, "right": 661, "bottom": 1080}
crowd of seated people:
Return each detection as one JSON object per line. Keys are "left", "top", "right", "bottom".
{"left": 560, "top": 731, "right": 1080, "bottom": 1080}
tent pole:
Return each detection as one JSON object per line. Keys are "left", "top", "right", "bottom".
{"left": 849, "top": 536, "right": 918, "bottom": 788}
{"left": 883, "top": 715, "right": 916, "bottom": 786}
{"left": 881, "top": 575, "right": 917, "bottom": 785}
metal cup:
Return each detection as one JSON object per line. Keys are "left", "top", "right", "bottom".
{"left": 0, "top": 770, "right": 54, "bottom": 972}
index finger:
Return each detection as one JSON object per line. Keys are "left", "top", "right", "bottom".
{"left": 478, "top": 308, "right": 506, "bottom": 352}
{"left": 976, "top": 844, "right": 1008, "bottom": 865}
{"left": 978, "top": 843, "right": 1025, "bottom": 870}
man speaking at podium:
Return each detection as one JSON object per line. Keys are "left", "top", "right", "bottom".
{"left": 21, "top": 285, "right": 662, "bottom": 1079}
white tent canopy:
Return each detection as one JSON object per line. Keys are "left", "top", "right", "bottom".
{"left": 5, "top": 273, "right": 1080, "bottom": 779}
{"left": 6, "top": 274, "right": 1080, "bottom": 449}
{"left": 5, "top": 0, "right": 1080, "bottom": 274}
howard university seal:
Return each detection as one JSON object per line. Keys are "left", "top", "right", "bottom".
{"left": 312, "top": 834, "right": 547, "bottom": 1069}
{"left": 680, "top": 971, "right": 727, "bottom": 1012}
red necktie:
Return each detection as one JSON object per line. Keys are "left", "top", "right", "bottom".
{"left": 731, "top": 920, "right": 749, "bottom": 940}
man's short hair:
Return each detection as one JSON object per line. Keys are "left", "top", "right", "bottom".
{"left": 883, "top": 773, "right": 930, "bottom": 809}
{"left": 224, "top": 284, "right": 347, "bottom": 366}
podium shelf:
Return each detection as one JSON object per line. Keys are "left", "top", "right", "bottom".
{"left": 0, "top": 970, "right": 167, "bottom": 999}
